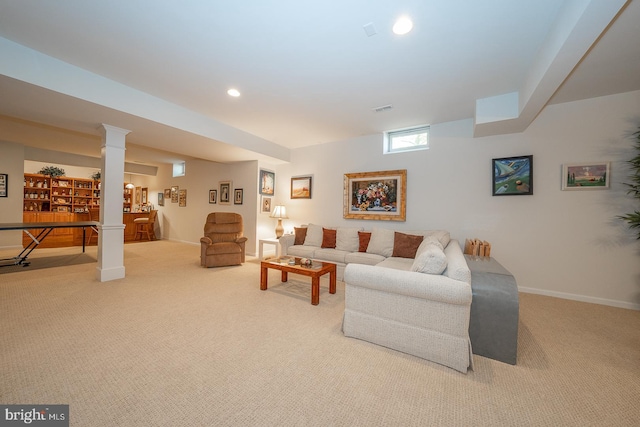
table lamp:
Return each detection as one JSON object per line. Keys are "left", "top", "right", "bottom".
{"left": 269, "top": 205, "right": 288, "bottom": 238}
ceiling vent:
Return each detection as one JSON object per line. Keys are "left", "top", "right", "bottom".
{"left": 372, "top": 104, "right": 393, "bottom": 113}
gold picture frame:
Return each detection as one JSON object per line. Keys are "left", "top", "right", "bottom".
{"left": 343, "top": 169, "right": 406, "bottom": 221}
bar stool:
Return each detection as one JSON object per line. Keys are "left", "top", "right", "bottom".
{"left": 134, "top": 210, "right": 157, "bottom": 241}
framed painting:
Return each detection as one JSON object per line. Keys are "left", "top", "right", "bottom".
{"left": 157, "top": 192, "right": 164, "bottom": 206}
{"left": 0, "top": 173, "right": 7, "bottom": 197}
{"left": 164, "top": 188, "right": 171, "bottom": 202}
{"left": 178, "top": 189, "right": 187, "bottom": 207}
{"left": 562, "top": 162, "right": 610, "bottom": 190}
{"left": 170, "top": 186, "right": 179, "bottom": 203}
{"left": 343, "top": 169, "right": 407, "bottom": 221}
{"left": 135, "top": 186, "right": 142, "bottom": 204}
{"left": 209, "top": 189, "right": 217, "bottom": 204}
{"left": 261, "top": 196, "right": 272, "bottom": 213}
{"left": 291, "top": 176, "right": 312, "bottom": 199}
{"left": 234, "top": 188, "right": 243, "bottom": 205}
{"left": 219, "top": 181, "right": 231, "bottom": 204}
{"left": 492, "top": 155, "right": 533, "bottom": 196}
{"left": 260, "top": 169, "right": 275, "bottom": 195}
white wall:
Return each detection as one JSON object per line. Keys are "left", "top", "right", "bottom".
{"left": 151, "top": 159, "right": 260, "bottom": 255}
{"left": 0, "top": 141, "right": 25, "bottom": 247}
{"left": 275, "top": 91, "right": 640, "bottom": 309}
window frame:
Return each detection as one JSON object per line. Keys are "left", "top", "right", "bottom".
{"left": 384, "top": 125, "right": 430, "bottom": 154}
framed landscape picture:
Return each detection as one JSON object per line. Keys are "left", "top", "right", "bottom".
{"left": 562, "top": 162, "right": 610, "bottom": 190}
{"left": 259, "top": 169, "right": 275, "bottom": 195}
{"left": 492, "top": 155, "right": 533, "bottom": 196}
{"left": 291, "top": 176, "right": 312, "bottom": 199}
{"left": 343, "top": 169, "right": 406, "bottom": 221}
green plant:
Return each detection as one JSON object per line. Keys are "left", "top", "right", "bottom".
{"left": 38, "top": 166, "right": 65, "bottom": 178}
{"left": 91, "top": 171, "right": 101, "bottom": 180}
{"left": 618, "top": 127, "right": 640, "bottom": 239}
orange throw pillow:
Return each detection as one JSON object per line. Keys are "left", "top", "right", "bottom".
{"left": 294, "top": 227, "right": 307, "bottom": 245}
{"left": 358, "top": 231, "right": 372, "bottom": 252}
{"left": 392, "top": 232, "right": 424, "bottom": 258}
{"left": 321, "top": 228, "right": 337, "bottom": 248}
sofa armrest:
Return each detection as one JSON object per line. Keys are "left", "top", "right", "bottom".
{"left": 279, "top": 234, "right": 295, "bottom": 255}
{"left": 235, "top": 236, "right": 248, "bottom": 244}
{"left": 344, "top": 263, "right": 472, "bottom": 306}
{"left": 200, "top": 236, "right": 212, "bottom": 246}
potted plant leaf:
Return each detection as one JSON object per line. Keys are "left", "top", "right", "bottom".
{"left": 619, "top": 127, "right": 640, "bottom": 239}
{"left": 38, "top": 166, "right": 66, "bottom": 178}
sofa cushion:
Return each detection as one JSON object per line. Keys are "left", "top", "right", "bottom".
{"left": 336, "top": 227, "right": 362, "bottom": 252}
{"left": 287, "top": 245, "right": 317, "bottom": 259}
{"left": 411, "top": 239, "right": 448, "bottom": 274}
{"left": 294, "top": 227, "right": 307, "bottom": 245}
{"left": 366, "top": 227, "right": 395, "bottom": 257}
{"left": 376, "top": 257, "right": 414, "bottom": 271}
{"left": 392, "top": 232, "right": 424, "bottom": 258}
{"left": 314, "top": 248, "right": 349, "bottom": 264}
{"left": 358, "top": 231, "right": 372, "bottom": 252}
{"left": 345, "top": 251, "right": 385, "bottom": 266}
{"left": 321, "top": 228, "right": 337, "bottom": 248}
{"left": 303, "top": 223, "right": 323, "bottom": 246}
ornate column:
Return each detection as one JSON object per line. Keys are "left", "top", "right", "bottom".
{"left": 96, "top": 124, "right": 130, "bottom": 282}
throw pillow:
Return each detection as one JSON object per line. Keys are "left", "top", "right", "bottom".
{"left": 411, "top": 241, "right": 448, "bottom": 274}
{"left": 321, "top": 228, "right": 337, "bottom": 248}
{"left": 335, "top": 227, "right": 362, "bottom": 252}
{"left": 303, "top": 223, "right": 323, "bottom": 246}
{"left": 366, "top": 227, "right": 396, "bottom": 257}
{"left": 391, "top": 232, "right": 424, "bottom": 258}
{"left": 358, "top": 231, "right": 372, "bottom": 252}
{"left": 294, "top": 227, "right": 307, "bottom": 245}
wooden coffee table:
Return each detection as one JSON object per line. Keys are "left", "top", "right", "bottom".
{"left": 260, "top": 257, "right": 337, "bottom": 305}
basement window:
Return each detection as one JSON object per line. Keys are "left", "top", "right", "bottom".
{"left": 173, "top": 162, "right": 185, "bottom": 177}
{"left": 384, "top": 125, "right": 430, "bottom": 154}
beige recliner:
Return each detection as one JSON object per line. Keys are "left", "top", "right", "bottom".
{"left": 200, "top": 212, "right": 247, "bottom": 267}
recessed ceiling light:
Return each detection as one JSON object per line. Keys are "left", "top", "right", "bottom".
{"left": 227, "top": 88, "right": 241, "bottom": 97}
{"left": 393, "top": 16, "right": 413, "bottom": 35}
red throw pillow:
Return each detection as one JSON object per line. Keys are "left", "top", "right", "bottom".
{"left": 294, "top": 227, "right": 307, "bottom": 245}
{"left": 321, "top": 228, "right": 337, "bottom": 248}
{"left": 392, "top": 232, "right": 424, "bottom": 258}
{"left": 358, "top": 231, "right": 372, "bottom": 252}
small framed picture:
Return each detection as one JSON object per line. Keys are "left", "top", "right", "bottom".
{"left": 0, "top": 173, "right": 7, "bottom": 197}
{"left": 259, "top": 169, "right": 275, "bottom": 195}
{"left": 171, "top": 186, "right": 179, "bottom": 203}
{"left": 492, "top": 155, "right": 533, "bottom": 196}
{"left": 234, "top": 188, "right": 243, "bottom": 205}
{"left": 291, "top": 176, "right": 312, "bottom": 199}
{"left": 220, "top": 181, "right": 231, "bottom": 204}
{"left": 562, "top": 162, "right": 610, "bottom": 190}
{"left": 164, "top": 188, "right": 171, "bottom": 201}
{"left": 178, "top": 189, "right": 187, "bottom": 207}
{"left": 261, "top": 196, "right": 272, "bottom": 213}
{"left": 158, "top": 192, "right": 164, "bottom": 206}
{"left": 209, "top": 189, "right": 217, "bottom": 204}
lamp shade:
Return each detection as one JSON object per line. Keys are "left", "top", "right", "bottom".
{"left": 270, "top": 205, "right": 288, "bottom": 219}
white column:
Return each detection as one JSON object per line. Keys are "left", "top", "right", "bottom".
{"left": 96, "top": 124, "right": 130, "bottom": 282}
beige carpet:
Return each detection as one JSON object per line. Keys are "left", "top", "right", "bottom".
{"left": 1, "top": 241, "right": 639, "bottom": 426}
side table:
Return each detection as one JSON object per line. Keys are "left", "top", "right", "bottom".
{"left": 258, "top": 237, "right": 282, "bottom": 259}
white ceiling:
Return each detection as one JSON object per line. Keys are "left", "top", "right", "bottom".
{"left": 0, "top": 0, "right": 639, "bottom": 166}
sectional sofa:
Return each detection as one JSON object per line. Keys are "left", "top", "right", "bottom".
{"left": 279, "top": 224, "right": 474, "bottom": 373}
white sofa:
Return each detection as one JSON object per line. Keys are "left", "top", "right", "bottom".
{"left": 280, "top": 224, "right": 474, "bottom": 373}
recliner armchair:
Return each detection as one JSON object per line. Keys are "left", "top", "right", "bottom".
{"left": 200, "top": 212, "right": 247, "bottom": 267}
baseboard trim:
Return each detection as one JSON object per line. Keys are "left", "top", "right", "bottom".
{"left": 519, "top": 286, "right": 640, "bottom": 311}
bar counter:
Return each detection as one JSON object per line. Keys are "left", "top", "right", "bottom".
{"left": 21, "top": 211, "right": 151, "bottom": 248}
